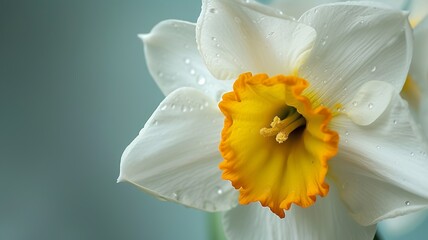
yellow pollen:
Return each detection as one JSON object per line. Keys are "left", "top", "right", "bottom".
{"left": 260, "top": 110, "right": 306, "bottom": 143}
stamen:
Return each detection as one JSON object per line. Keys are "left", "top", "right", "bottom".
{"left": 260, "top": 109, "right": 306, "bottom": 143}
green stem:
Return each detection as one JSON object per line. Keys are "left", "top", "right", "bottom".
{"left": 208, "top": 213, "right": 227, "bottom": 240}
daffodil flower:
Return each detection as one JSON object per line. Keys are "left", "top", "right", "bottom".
{"left": 119, "top": 0, "right": 428, "bottom": 239}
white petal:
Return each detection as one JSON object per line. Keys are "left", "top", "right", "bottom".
{"left": 142, "top": 20, "right": 232, "bottom": 101}
{"left": 420, "top": 98, "right": 428, "bottom": 138}
{"left": 410, "top": 16, "right": 428, "bottom": 92}
{"left": 298, "top": 2, "right": 413, "bottom": 107}
{"left": 346, "top": 81, "right": 394, "bottom": 126}
{"left": 330, "top": 92, "right": 428, "bottom": 226}
{"left": 196, "top": 0, "right": 316, "bottom": 80}
{"left": 222, "top": 182, "right": 375, "bottom": 240}
{"left": 118, "top": 87, "right": 238, "bottom": 212}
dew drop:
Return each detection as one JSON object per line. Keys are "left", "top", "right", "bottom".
{"left": 410, "top": 152, "right": 415, "bottom": 157}
{"left": 277, "top": 10, "right": 284, "bottom": 15}
{"left": 322, "top": 80, "right": 327, "bottom": 84}
{"left": 216, "top": 43, "right": 220, "bottom": 48}
{"left": 197, "top": 76, "right": 206, "bottom": 85}
{"left": 181, "top": 106, "right": 188, "bottom": 112}
{"left": 160, "top": 105, "right": 167, "bottom": 111}
{"left": 211, "top": 36, "right": 217, "bottom": 41}
{"left": 199, "top": 105, "right": 204, "bottom": 110}
{"left": 189, "top": 107, "right": 194, "bottom": 112}
{"left": 359, "top": 20, "right": 365, "bottom": 24}
{"left": 405, "top": 200, "right": 410, "bottom": 206}
{"left": 157, "top": 71, "right": 164, "bottom": 78}
{"left": 368, "top": 103, "right": 373, "bottom": 109}
{"left": 171, "top": 104, "right": 176, "bottom": 110}
{"left": 172, "top": 192, "right": 179, "bottom": 200}
{"left": 321, "top": 39, "right": 327, "bottom": 46}
{"left": 189, "top": 69, "right": 196, "bottom": 75}
{"left": 266, "top": 31, "right": 274, "bottom": 38}
{"left": 352, "top": 101, "right": 358, "bottom": 107}
{"left": 216, "top": 53, "right": 220, "bottom": 57}
{"left": 184, "top": 58, "right": 190, "bottom": 64}
{"left": 217, "top": 187, "right": 223, "bottom": 195}
{"left": 209, "top": 8, "right": 218, "bottom": 14}
{"left": 153, "top": 120, "right": 158, "bottom": 126}
{"left": 371, "top": 66, "right": 377, "bottom": 72}
{"left": 376, "top": 145, "right": 381, "bottom": 149}
{"left": 393, "top": 119, "right": 398, "bottom": 125}
{"left": 204, "top": 101, "right": 209, "bottom": 107}
{"left": 345, "top": 131, "right": 350, "bottom": 136}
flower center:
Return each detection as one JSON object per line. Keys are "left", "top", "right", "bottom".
{"left": 219, "top": 73, "right": 339, "bottom": 218}
{"left": 260, "top": 108, "right": 306, "bottom": 143}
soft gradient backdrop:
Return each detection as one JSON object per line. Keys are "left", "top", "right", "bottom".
{"left": 1, "top": 0, "right": 428, "bottom": 239}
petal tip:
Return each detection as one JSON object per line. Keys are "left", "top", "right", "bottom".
{"left": 138, "top": 33, "right": 148, "bottom": 42}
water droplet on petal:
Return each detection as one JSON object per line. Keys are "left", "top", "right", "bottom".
{"left": 410, "top": 152, "right": 415, "bottom": 157}
{"left": 211, "top": 36, "right": 217, "bottom": 41}
{"left": 171, "top": 104, "right": 176, "bottom": 110}
{"left": 189, "top": 69, "right": 196, "bottom": 75}
{"left": 160, "top": 105, "right": 167, "bottom": 111}
{"left": 153, "top": 120, "right": 158, "bottom": 126}
{"left": 345, "top": 131, "right": 350, "bottom": 136}
{"left": 376, "top": 145, "right": 381, "bottom": 149}
{"left": 368, "top": 103, "right": 373, "bottom": 109}
{"left": 371, "top": 66, "right": 377, "bottom": 72}
{"left": 181, "top": 106, "right": 188, "bottom": 112}
{"left": 184, "top": 58, "right": 190, "bottom": 64}
{"left": 172, "top": 192, "right": 179, "bottom": 200}
{"left": 209, "top": 8, "right": 218, "bottom": 14}
{"left": 204, "top": 101, "right": 209, "bottom": 107}
{"left": 277, "top": 10, "right": 284, "bottom": 15}
{"left": 405, "top": 200, "right": 410, "bottom": 206}
{"left": 197, "top": 76, "right": 206, "bottom": 85}
{"left": 217, "top": 187, "right": 223, "bottom": 195}
{"left": 321, "top": 39, "right": 327, "bottom": 46}
{"left": 352, "top": 101, "right": 358, "bottom": 107}
{"left": 393, "top": 120, "right": 398, "bottom": 125}
{"left": 157, "top": 71, "right": 164, "bottom": 78}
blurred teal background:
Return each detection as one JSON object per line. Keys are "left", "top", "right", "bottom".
{"left": 0, "top": 0, "right": 209, "bottom": 239}
{"left": 1, "top": 0, "right": 428, "bottom": 240}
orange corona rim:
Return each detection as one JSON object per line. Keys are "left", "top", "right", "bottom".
{"left": 219, "top": 72, "right": 339, "bottom": 218}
